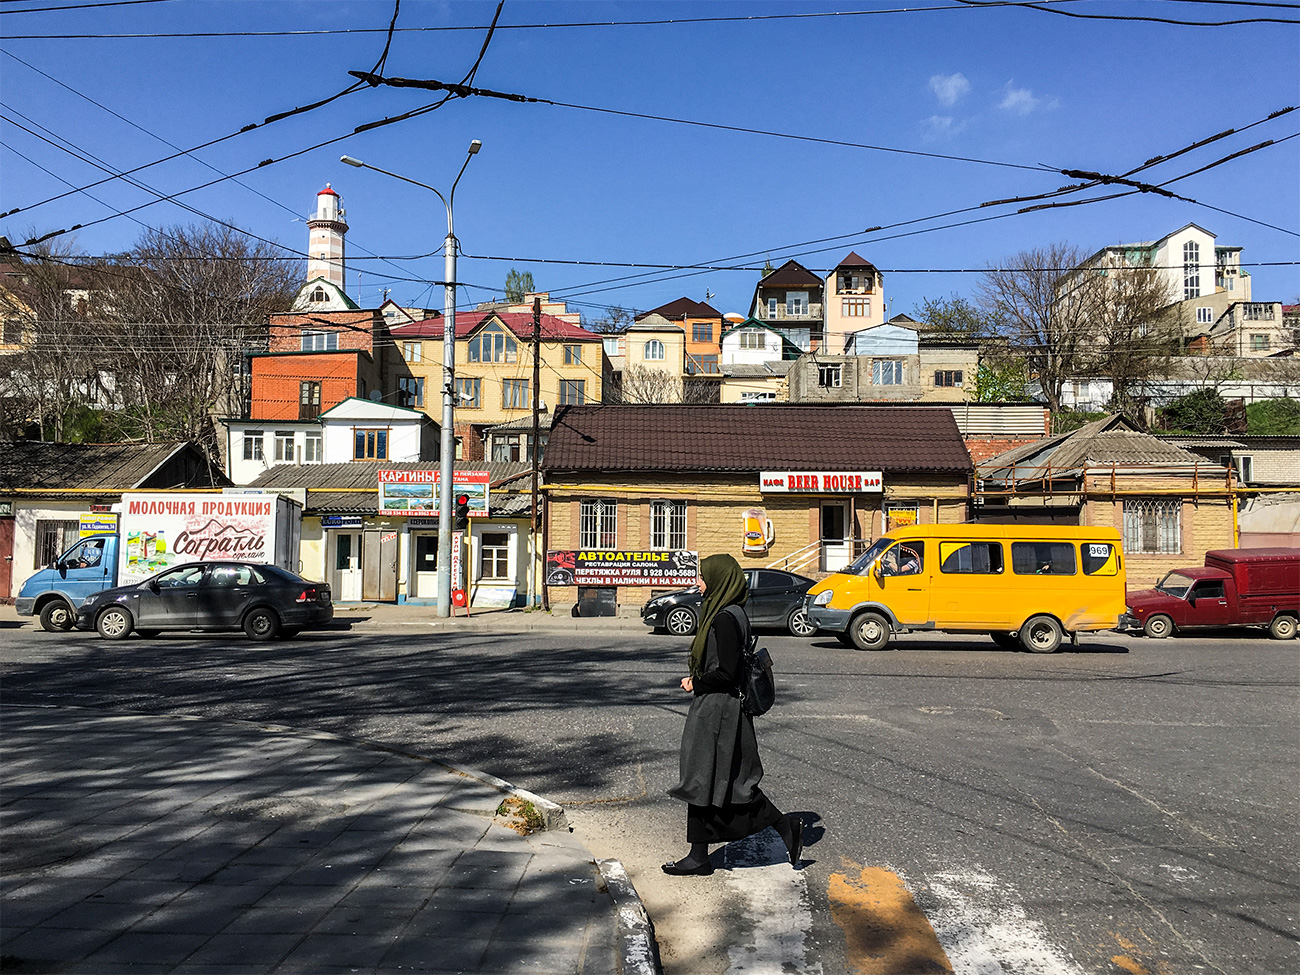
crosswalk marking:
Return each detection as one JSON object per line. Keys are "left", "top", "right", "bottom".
{"left": 917, "top": 869, "right": 1086, "bottom": 975}
{"left": 721, "top": 829, "right": 823, "bottom": 974}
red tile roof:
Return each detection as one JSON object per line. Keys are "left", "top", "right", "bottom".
{"left": 543, "top": 405, "right": 972, "bottom": 474}
{"left": 395, "top": 311, "right": 601, "bottom": 341}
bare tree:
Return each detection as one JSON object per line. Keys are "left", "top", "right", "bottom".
{"left": 0, "top": 238, "right": 105, "bottom": 441}
{"left": 101, "top": 225, "right": 298, "bottom": 457}
{"left": 1085, "top": 259, "right": 1182, "bottom": 418}
{"left": 979, "top": 244, "right": 1096, "bottom": 415}
{"left": 618, "top": 364, "right": 684, "bottom": 403}
{"left": 583, "top": 304, "right": 633, "bottom": 334}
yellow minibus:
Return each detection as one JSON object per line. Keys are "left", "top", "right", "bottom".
{"left": 804, "top": 524, "right": 1126, "bottom": 653}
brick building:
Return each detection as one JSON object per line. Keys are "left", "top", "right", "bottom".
{"left": 541, "top": 404, "right": 972, "bottom": 608}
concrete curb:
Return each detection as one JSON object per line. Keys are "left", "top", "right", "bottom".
{"left": 597, "top": 858, "right": 661, "bottom": 975}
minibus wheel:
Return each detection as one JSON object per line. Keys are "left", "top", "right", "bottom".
{"left": 848, "top": 612, "right": 891, "bottom": 651}
{"left": 1019, "top": 615, "right": 1063, "bottom": 653}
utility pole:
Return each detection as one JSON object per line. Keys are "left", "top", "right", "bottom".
{"left": 530, "top": 296, "right": 542, "bottom": 609}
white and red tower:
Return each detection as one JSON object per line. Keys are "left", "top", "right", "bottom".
{"left": 306, "top": 184, "right": 348, "bottom": 290}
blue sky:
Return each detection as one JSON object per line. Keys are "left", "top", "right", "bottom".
{"left": 2, "top": 0, "right": 1297, "bottom": 323}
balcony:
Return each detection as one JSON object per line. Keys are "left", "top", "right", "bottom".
{"left": 759, "top": 303, "right": 823, "bottom": 322}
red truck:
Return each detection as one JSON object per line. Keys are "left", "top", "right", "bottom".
{"left": 1125, "top": 548, "right": 1299, "bottom": 640}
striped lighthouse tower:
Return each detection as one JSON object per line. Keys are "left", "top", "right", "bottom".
{"left": 306, "top": 184, "right": 348, "bottom": 290}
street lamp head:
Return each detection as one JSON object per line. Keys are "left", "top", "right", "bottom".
{"left": 468, "top": 140, "right": 482, "bottom": 155}
{"left": 340, "top": 155, "right": 364, "bottom": 168}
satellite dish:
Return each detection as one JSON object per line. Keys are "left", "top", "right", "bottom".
{"left": 370, "top": 391, "right": 383, "bottom": 401}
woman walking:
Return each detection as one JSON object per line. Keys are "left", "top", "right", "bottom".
{"left": 663, "top": 553, "right": 802, "bottom": 876}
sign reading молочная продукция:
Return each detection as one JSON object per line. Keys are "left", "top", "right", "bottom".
{"left": 545, "top": 550, "right": 699, "bottom": 587}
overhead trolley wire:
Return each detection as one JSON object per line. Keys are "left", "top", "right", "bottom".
{"left": 4, "top": 0, "right": 1297, "bottom": 37}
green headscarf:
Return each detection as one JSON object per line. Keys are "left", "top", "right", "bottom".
{"left": 688, "top": 554, "right": 748, "bottom": 678}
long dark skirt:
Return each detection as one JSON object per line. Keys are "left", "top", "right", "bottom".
{"left": 687, "top": 788, "right": 783, "bottom": 844}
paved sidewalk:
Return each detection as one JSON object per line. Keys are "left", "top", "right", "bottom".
{"left": 0, "top": 704, "right": 657, "bottom": 975}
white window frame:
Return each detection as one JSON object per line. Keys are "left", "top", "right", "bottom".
{"left": 304, "top": 433, "right": 323, "bottom": 463}
{"left": 1183, "top": 241, "right": 1200, "bottom": 300}
{"left": 1123, "top": 498, "right": 1181, "bottom": 554}
{"left": 579, "top": 500, "right": 617, "bottom": 549}
{"left": 739, "top": 329, "right": 766, "bottom": 350}
{"left": 1196, "top": 306, "right": 1213, "bottom": 324}
{"left": 243, "top": 431, "right": 264, "bottom": 461}
{"left": 650, "top": 500, "right": 687, "bottom": 550}
{"left": 873, "top": 359, "right": 903, "bottom": 385}
{"left": 643, "top": 339, "right": 665, "bottom": 361}
{"left": 478, "top": 531, "right": 512, "bottom": 581}
{"left": 767, "top": 297, "right": 778, "bottom": 318}
{"left": 786, "top": 291, "right": 809, "bottom": 316}
{"left": 274, "top": 431, "right": 295, "bottom": 463}
{"left": 818, "top": 363, "right": 842, "bottom": 388}
{"left": 301, "top": 330, "right": 338, "bottom": 352}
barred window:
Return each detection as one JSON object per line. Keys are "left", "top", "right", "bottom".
{"left": 35, "top": 519, "right": 79, "bottom": 569}
{"left": 1124, "top": 498, "right": 1181, "bottom": 554}
{"left": 579, "top": 500, "right": 617, "bottom": 549}
{"left": 650, "top": 500, "right": 686, "bottom": 550}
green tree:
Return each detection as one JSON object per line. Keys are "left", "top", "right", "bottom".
{"left": 1158, "top": 389, "right": 1227, "bottom": 435}
{"left": 973, "top": 361, "right": 1031, "bottom": 402}
{"left": 913, "top": 294, "right": 996, "bottom": 336}
{"left": 1246, "top": 398, "right": 1300, "bottom": 435}
{"left": 504, "top": 269, "right": 535, "bottom": 302}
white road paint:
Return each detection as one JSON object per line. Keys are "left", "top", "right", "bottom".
{"left": 920, "top": 868, "right": 1087, "bottom": 975}
{"left": 721, "top": 828, "right": 823, "bottom": 974}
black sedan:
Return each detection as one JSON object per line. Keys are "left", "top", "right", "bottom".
{"left": 77, "top": 562, "right": 333, "bottom": 641}
{"left": 641, "top": 568, "right": 817, "bottom": 637}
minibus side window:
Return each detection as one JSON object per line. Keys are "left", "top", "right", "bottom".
{"left": 880, "top": 542, "right": 924, "bottom": 576}
{"left": 1011, "top": 542, "right": 1077, "bottom": 575}
{"left": 1082, "top": 542, "right": 1120, "bottom": 576}
{"left": 939, "top": 541, "right": 1003, "bottom": 574}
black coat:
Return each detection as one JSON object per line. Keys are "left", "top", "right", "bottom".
{"left": 667, "top": 606, "right": 765, "bottom": 807}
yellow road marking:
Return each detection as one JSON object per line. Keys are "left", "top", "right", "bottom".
{"left": 828, "top": 860, "right": 953, "bottom": 975}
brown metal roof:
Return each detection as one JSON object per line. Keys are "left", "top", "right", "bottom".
{"left": 636, "top": 297, "right": 724, "bottom": 322}
{"left": 757, "top": 260, "right": 823, "bottom": 290}
{"left": 542, "top": 405, "right": 972, "bottom": 474}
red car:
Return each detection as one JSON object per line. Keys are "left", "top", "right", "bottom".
{"left": 1124, "top": 548, "right": 1298, "bottom": 640}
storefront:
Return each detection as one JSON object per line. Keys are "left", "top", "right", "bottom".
{"left": 541, "top": 404, "right": 974, "bottom": 609}
{"left": 257, "top": 461, "right": 537, "bottom": 607}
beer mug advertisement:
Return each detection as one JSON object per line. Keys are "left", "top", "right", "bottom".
{"left": 546, "top": 550, "right": 699, "bottom": 586}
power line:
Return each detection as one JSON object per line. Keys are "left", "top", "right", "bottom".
{"left": 350, "top": 71, "right": 1055, "bottom": 174}
{"left": 0, "top": 0, "right": 177, "bottom": 14}
{"left": 4, "top": 0, "right": 1297, "bottom": 38}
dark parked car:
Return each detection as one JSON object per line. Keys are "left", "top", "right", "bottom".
{"left": 641, "top": 568, "right": 817, "bottom": 637}
{"left": 76, "top": 561, "right": 333, "bottom": 641}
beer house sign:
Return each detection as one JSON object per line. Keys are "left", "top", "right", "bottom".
{"left": 760, "top": 471, "right": 883, "bottom": 493}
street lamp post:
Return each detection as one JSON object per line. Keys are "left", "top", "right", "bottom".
{"left": 342, "top": 141, "right": 481, "bottom": 618}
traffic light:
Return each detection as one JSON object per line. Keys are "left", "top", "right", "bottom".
{"left": 454, "top": 493, "right": 470, "bottom": 531}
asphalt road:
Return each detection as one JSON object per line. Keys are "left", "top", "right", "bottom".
{"left": 1, "top": 618, "right": 1295, "bottom": 975}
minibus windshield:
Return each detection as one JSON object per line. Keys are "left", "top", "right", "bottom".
{"left": 845, "top": 538, "right": 893, "bottom": 575}
{"left": 1155, "top": 572, "right": 1195, "bottom": 599}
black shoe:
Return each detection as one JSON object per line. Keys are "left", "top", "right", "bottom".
{"left": 785, "top": 816, "right": 804, "bottom": 866}
{"left": 661, "top": 858, "right": 713, "bottom": 876}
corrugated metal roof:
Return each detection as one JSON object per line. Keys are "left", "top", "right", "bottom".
{"left": 542, "top": 405, "right": 972, "bottom": 474}
{"left": 0, "top": 441, "right": 215, "bottom": 491}
{"left": 979, "top": 416, "right": 1223, "bottom": 482}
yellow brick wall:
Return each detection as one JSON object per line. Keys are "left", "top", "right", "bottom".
{"left": 545, "top": 471, "right": 969, "bottom": 605}
{"left": 1082, "top": 494, "right": 1236, "bottom": 588}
